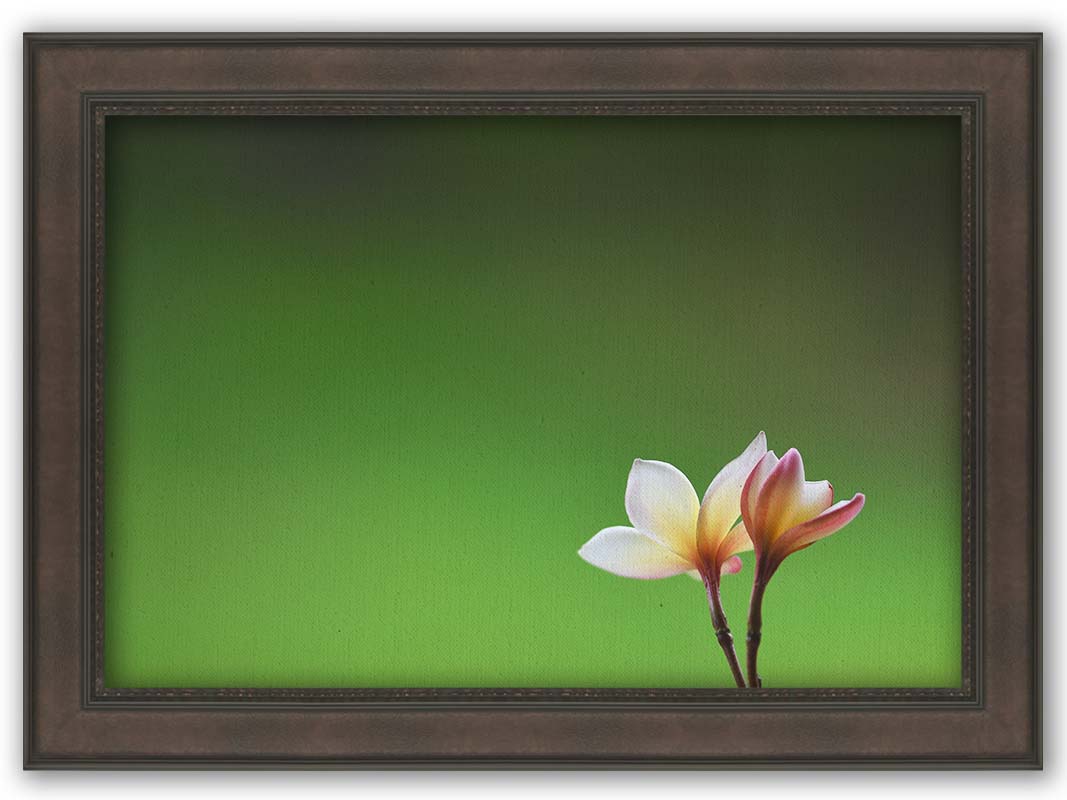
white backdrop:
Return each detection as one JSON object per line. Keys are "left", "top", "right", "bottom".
{"left": 1, "top": 0, "right": 1059, "bottom": 794}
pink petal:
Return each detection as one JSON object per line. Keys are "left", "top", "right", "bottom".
{"left": 789, "top": 480, "right": 835, "bottom": 531}
{"left": 741, "top": 450, "right": 778, "bottom": 544}
{"left": 719, "top": 555, "right": 744, "bottom": 575}
{"left": 754, "top": 448, "right": 806, "bottom": 541}
{"left": 770, "top": 493, "right": 866, "bottom": 564}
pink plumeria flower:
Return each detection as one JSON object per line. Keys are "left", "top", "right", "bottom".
{"left": 579, "top": 433, "right": 768, "bottom": 582}
{"left": 741, "top": 447, "right": 866, "bottom": 581}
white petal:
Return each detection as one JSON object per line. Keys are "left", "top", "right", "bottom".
{"left": 578, "top": 526, "right": 694, "bottom": 579}
{"left": 624, "top": 459, "right": 700, "bottom": 560}
{"left": 697, "top": 432, "right": 767, "bottom": 554}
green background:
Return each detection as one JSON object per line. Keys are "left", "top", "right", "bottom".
{"left": 104, "top": 115, "right": 962, "bottom": 688}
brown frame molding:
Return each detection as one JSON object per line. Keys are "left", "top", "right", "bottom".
{"left": 83, "top": 94, "right": 981, "bottom": 709}
{"left": 25, "top": 34, "right": 1040, "bottom": 768}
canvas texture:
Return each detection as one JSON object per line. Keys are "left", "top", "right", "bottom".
{"left": 103, "top": 115, "right": 962, "bottom": 688}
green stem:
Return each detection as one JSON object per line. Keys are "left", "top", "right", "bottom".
{"left": 746, "top": 575, "right": 768, "bottom": 688}
{"left": 701, "top": 571, "right": 747, "bottom": 688}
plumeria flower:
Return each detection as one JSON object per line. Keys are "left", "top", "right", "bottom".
{"left": 578, "top": 432, "right": 768, "bottom": 582}
{"left": 578, "top": 432, "right": 768, "bottom": 688}
{"left": 741, "top": 447, "right": 866, "bottom": 581}
{"left": 740, "top": 446, "right": 865, "bottom": 687}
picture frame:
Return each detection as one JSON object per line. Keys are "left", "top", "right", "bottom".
{"left": 24, "top": 33, "right": 1041, "bottom": 768}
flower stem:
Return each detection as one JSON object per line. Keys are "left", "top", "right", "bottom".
{"left": 746, "top": 576, "right": 768, "bottom": 688}
{"left": 700, "top": 571, "right": 746, "bottom": 688}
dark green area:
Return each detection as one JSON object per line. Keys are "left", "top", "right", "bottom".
{"left": 104, "top": 115, "right": 962, "bottom": 688}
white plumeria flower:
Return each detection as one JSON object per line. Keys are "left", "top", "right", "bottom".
{"left": 579, "top": 432, "right": 768, "bottom": 582}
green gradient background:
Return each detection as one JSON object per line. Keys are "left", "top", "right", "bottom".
{"left": 104, "top": 115, "right": 962, "bottom": 688}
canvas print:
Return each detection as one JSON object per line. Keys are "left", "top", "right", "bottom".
{"left": 103, "top": 114, "right": 962, "bottom": 690}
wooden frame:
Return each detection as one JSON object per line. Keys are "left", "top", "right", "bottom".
{"left": 24, "top": 33, "right": 1041, "bottom": 768}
